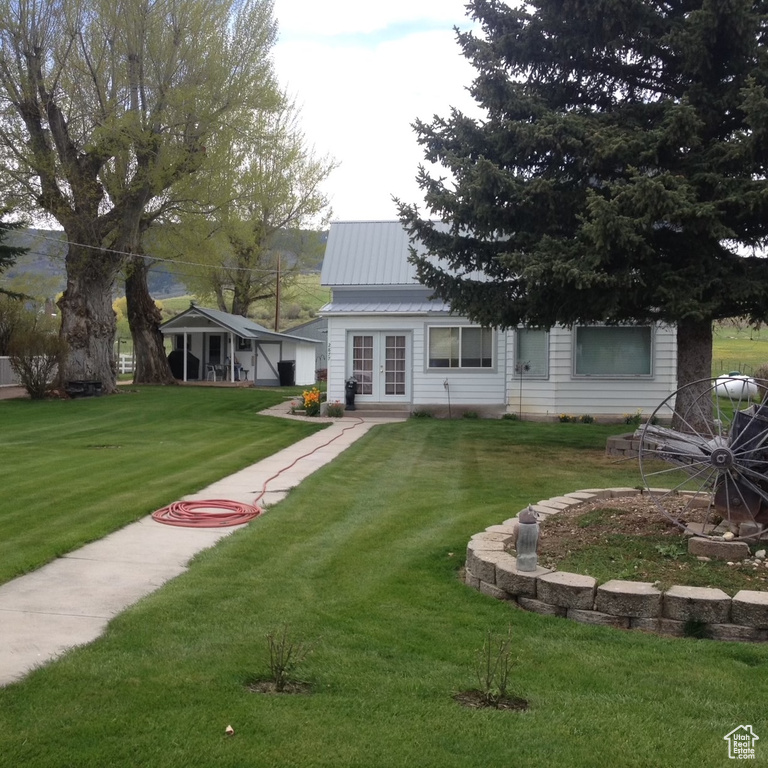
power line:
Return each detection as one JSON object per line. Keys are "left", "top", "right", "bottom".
{"left": 8, "top": 241, "right": 331, "bottom": 305}
{"left": 30, "top": 232, "right": 323, "bottom": 277}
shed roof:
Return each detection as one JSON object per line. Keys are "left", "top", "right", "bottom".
{"left": 160, "top": 305, "right": 320, "bottom": 344}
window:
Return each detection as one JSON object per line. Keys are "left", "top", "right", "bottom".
{"left": 574, "top": 326, "right": 652, "bottom": 376}
{"left": 515, "top": 328, "right": 548, "bottom": 378}
{"left": 428, "top": 326, "right": 493, "bottom": 369}
{"left": 237, "top": 337, "right": 252, "bottom": 351}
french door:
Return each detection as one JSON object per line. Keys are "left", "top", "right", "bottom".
{"left": 350, "top": 332, "right": 410, "bottom": 402}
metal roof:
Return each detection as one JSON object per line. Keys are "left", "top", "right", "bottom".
{"left": 320, "top": 299, "right": 450, "bottom": 314}
{"left": 160, "top": 305, "right": 320, "bottom": 344}
{"left": 321, "top": 221, "right": 429, "bottom": 286}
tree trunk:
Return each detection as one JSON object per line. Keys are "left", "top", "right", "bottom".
{"left": 125, "top": 256, "right": 176, "bottom": 385}
{"left": 672, "top": 317, "right": 714, "bottom": 433}
{"left": 58, "top": 244, "right": 122, "bottom": 393}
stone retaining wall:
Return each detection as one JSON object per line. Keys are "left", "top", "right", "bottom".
{"left": 466, "top": 488, "right": 768, "bottom": 642}
{"left": 605, "top": 433, "right": 642, "bottom": 459}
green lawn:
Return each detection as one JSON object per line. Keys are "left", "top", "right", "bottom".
{"left": 0, "top": 386, "right": 325, "bottom": 584}
{"left": 0, "top": 408, "right": 765, "bottom": 767}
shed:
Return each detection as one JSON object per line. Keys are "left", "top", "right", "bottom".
{"left": 160, "top": 305, "right": 320, "bottom": 386}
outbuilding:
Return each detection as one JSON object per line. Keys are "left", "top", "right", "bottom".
{"left": 160, "top": 304, "right": 320, "bottom": 386}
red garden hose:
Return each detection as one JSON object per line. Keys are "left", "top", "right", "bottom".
{"left": 152, "top": 499, "right": 263, "bottom": 527}
{"left": 152, "top": 417, "right": 366, "bottom": 528}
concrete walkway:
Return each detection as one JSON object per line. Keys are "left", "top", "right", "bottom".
{"left": 0, "top": 403, "right": 404, "bottom": 686}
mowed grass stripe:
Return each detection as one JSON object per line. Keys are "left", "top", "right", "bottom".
{"left": 0, "top": 387, "right": 324, "bottom": 582}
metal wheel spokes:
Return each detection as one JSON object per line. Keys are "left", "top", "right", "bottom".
{"left": 638, "top": 376, "right": 768, "bottom": 540}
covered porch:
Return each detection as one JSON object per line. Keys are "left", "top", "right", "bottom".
{"left": 160, "top": 305, "right": 319, "bottom": 386}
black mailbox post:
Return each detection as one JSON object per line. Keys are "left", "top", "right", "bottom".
{"left": 344, "top": 377, "right": 358, "bottom": 410}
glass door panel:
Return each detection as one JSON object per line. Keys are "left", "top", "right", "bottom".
{"left": 384, "top": 335, "right": 406, "bottom": 395}
{"left": 352, "top": 335, "right": 373, "bottom": 395}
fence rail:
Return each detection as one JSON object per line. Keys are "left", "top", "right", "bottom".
{"left": 118, "top": 353, "right": 134, "bottom": 375}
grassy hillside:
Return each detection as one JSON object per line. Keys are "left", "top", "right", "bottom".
{"left": 712, "top": 321, "right": 768, "bottom": 376}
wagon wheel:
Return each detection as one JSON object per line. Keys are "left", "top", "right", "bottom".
{"left": 637, "top": 376, "right": 768, "bottom": 541}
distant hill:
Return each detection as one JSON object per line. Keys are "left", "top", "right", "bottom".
{"left": 4, "top": 229, "right": 191, "bottom": 298}
{"left": 3, "top": 226, "right": 327, "bottom": 299}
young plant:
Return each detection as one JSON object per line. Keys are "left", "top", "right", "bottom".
{"left": 475, "top": 626, "right": 515, "bottom": 706}
{"left": 266, "top": 625, "right": 313, "bottom": 692}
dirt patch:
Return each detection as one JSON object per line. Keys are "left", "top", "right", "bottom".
{"left": 453, "top": 690, "right": 529, "bottom": 711}
{"left": 535, "top": 495, "right": 768, "bottom": 592}
{"left": 245, "top": 679, "right": 311, "bottom": 695}
{"left": 538, "top": 495, "right": 704, "bottom": 552}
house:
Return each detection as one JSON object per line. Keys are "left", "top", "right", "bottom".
{"left": 319, "top": 221, "right": 677, "bottom": 419}
{"left": 160, "top": 304, "right": 320, "bottom": 386}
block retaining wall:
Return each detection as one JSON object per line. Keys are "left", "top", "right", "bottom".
{"left": 466, "top": 488, "right": 768, "bottom": 642}
{"left": 605, "top": 433, "right": 642, "bottom": 459}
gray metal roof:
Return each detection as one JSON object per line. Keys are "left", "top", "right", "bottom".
{"left": 160, "top": 305, "right": 320, "bottom": 344}
{"left": 320, "top": 300, "right": 450, "bottom": 314}
{"left": 321, "top": 221, "right": 429, "bottom": 286}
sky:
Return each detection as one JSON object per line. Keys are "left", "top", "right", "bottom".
{"left": 271, "top": 1, "right": 480, "bottom": 224}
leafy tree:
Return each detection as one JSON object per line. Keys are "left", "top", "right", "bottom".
{"left": 0, "top": 0, "right": 278, "bottom": 391}
{"left": 399, "top": 0, "right": 768, "bottom": 421}
{"left": 166, "top": 94, "right": 336, "bottom": 321}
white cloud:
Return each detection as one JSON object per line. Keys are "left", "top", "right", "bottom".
{"left": 272, "top": 1, "right": 481, "bottom": 221}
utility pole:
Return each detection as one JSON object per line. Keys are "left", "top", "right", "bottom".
{"left": 273, "top": 253, "right": 281, "bottom": 332}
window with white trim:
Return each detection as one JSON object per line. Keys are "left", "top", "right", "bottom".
{"left": 428, "top": 326, "right": 493, "bottom": 369}
{"left": 574, "top": 326, "right": 652, "bottom": 376}
{"left": 515, "top": 328, "right": 548, "bottom": 378}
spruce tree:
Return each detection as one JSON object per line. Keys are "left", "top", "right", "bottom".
{"left": 399, "top": 0, "right": 768, "bottom": 414}
{"left": 0, "top": 211, "right": 27, "bottom": 298}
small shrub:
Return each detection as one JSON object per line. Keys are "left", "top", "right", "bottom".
{"left": 475, "top": 627, "right": 515, "bottom": 706}
{"left": 623, "top": 409, "right": 643, "bottom": 426}
{"left": 501, "top": 412, "right": 518, "bottom": 421}
{"left": 558, "top": 413, "right": 573, "bottom": 423}
{"left": 266, "top": 625, "right": 314, "bottom": 693}
{"left": 579, "top": 414, "right": 595, "bottom": 424}
{"left": 462, "top": 410, "right": 479, "bottom": 419}
{"left": 9, "top": 328, "right": 65, "bottom": 400}
{"left": 411, "top": 409, "right": 434, "bottom": 418}
{"left": 325, "top": 401, "right": 345, "bottom": 418}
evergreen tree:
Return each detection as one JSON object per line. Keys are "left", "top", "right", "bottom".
{"left": 399, "top": 0, "right": 768, "bottom": 416}
{"left": 0, "top": 210, "right": 27, "bottom": 298}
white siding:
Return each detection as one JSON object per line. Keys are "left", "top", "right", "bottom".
{"left": 326, "top": 314, "right": 507, "bottom": 407}
{"left": 509, "top": 324, "right": 677, "bottom": 419}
